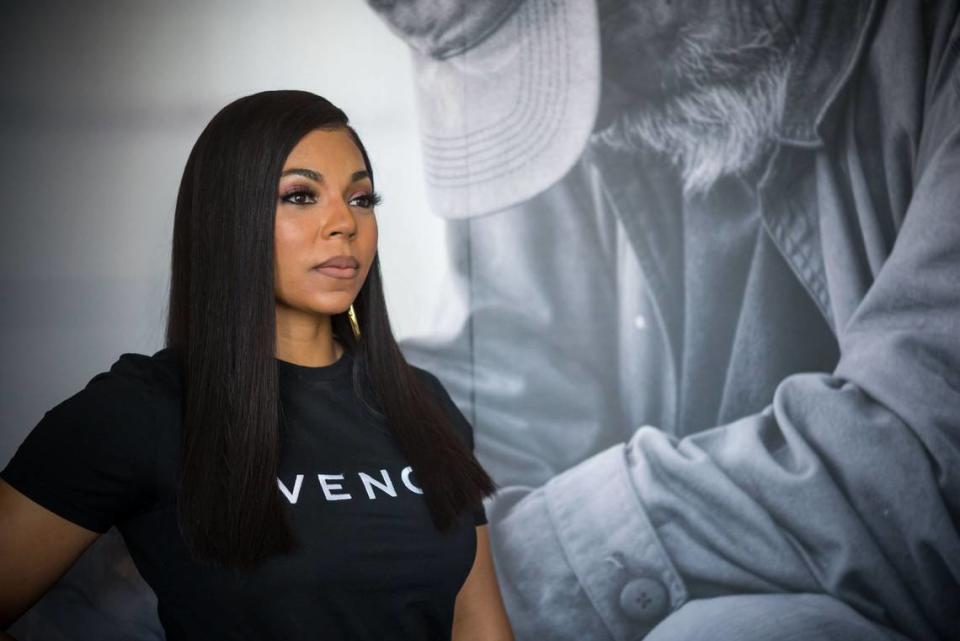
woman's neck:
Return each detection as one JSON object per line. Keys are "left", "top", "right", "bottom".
{"left": 274, "top": 305, "right": 343, "bottom": 367}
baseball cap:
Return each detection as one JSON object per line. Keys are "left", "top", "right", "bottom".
{"left": 369, "top": 0, "right": 600, "bottom": 218}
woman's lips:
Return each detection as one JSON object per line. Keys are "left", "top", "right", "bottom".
{"left": 312, "top": 255, "right": 359, "bottom": 279}
{"left": 312, "top": 265, "right": 358, "bottom": 279}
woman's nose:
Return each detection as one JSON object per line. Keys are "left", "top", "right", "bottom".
{"left": 321, "top": 198, "right": 357, "bottom": 239}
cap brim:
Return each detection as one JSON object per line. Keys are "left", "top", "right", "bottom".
{"left": 410, "top": 0, "right": 599, "bottom": 219}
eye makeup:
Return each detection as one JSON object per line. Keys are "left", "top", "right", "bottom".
{"left": 279, "top": 187, "right": 318, "bottom": 205}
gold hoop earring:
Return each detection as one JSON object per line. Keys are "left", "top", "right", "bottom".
{"left": 347, "top": 304, "right": 361, "bottom": 340}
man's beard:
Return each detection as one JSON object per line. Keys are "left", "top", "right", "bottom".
{"left": 592, "top": 29, "right": 793, "bottom": 195}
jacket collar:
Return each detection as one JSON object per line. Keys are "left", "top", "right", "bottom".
{"left": 775, "top": 0, "right": 879, "bottom": 147}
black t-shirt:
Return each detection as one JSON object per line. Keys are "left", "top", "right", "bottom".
{"left": 1, "top": 347, "right": 487, "bottom": 640}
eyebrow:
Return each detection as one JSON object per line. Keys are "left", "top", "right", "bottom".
{"left": 280, "top": 168, "right": 370, "bottom": 183}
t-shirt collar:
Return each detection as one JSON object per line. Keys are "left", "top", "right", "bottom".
{"left": 276, "top": 349, "right": 353, "bottom": 384}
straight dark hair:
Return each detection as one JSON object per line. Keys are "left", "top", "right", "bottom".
{"left": 165, "top": 90, "right": 496, "bottom": 568}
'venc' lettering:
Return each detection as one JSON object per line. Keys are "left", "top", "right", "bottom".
{"left": 276, "top": 467, "right": 425, "bottom": 503}
{"left": 277, "top": 475, "right": 304, "bottom": 504}
{"left": 359, "top": 469, "right": 398, "bottom": 499}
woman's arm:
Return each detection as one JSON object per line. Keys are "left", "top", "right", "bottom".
{"left": 452, "top": 525, "right": 513, "bottom": 641}
{"left": 0, "top": 480, "right": 100, "bottom": 630}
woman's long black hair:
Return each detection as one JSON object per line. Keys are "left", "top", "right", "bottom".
{"left": 165, "top": 90, "right": 496, "bottom": 568}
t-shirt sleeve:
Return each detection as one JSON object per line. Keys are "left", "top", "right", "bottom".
{"left": 0, "top": 367, "right": 158, "bottom": 533}
{"left": 415, "top": 368, "right": 489, "bottom": 526}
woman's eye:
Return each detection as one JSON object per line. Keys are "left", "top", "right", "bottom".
{"left": 281, "top": 190, "right": 316, "bottom": 205}
{"left": 350, "top": 191, "right": 383, "bottom": 209}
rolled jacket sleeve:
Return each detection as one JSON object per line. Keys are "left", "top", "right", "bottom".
{"left": 488, "top": 374, "right": 956, "bottom": 641}
{"left": 487, "top": 445, "right": 688, "bottom": 641}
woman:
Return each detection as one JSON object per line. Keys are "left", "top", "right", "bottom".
{"left": 0, "top": 90, "right": 513, "bottom": 641}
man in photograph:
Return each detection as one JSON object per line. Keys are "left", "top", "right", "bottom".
{"left": 370, "top": 0, "right": 960, "bottom": 638}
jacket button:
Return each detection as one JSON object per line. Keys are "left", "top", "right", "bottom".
{"left": 618, "top": 577, "right": 668, "bottom": 622}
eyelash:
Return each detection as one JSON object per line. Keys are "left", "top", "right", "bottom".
{"left": 279, "top": 188, "right": 383, "bottom": 209}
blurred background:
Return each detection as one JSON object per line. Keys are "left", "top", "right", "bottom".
{"left": 0, "top": 0, "right": 447, "bottom": 466}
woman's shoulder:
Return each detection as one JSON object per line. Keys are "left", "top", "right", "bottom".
{"left": 86, "top": 346, "right": 182, "bottom": 401}
{"left": 408, "top": 364, "right": 476, "bottom": 449}
{"left": 409, "top": 363, "right": 442, "bottom": 391}
{"left": 2, "top": 348, "right": 182, "bottom": 532}
{"left": 20, "top": 347, "right": 184, "bottom": 472}
{"left": 45, "top": 347, "right": 183, "bottom": 429}
{"left": 409, "top": 364, "right": 455, "bottom": 409}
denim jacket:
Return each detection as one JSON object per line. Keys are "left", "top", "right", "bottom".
{"left": 401, "top": 1, "right": 960, "bottom": 638}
